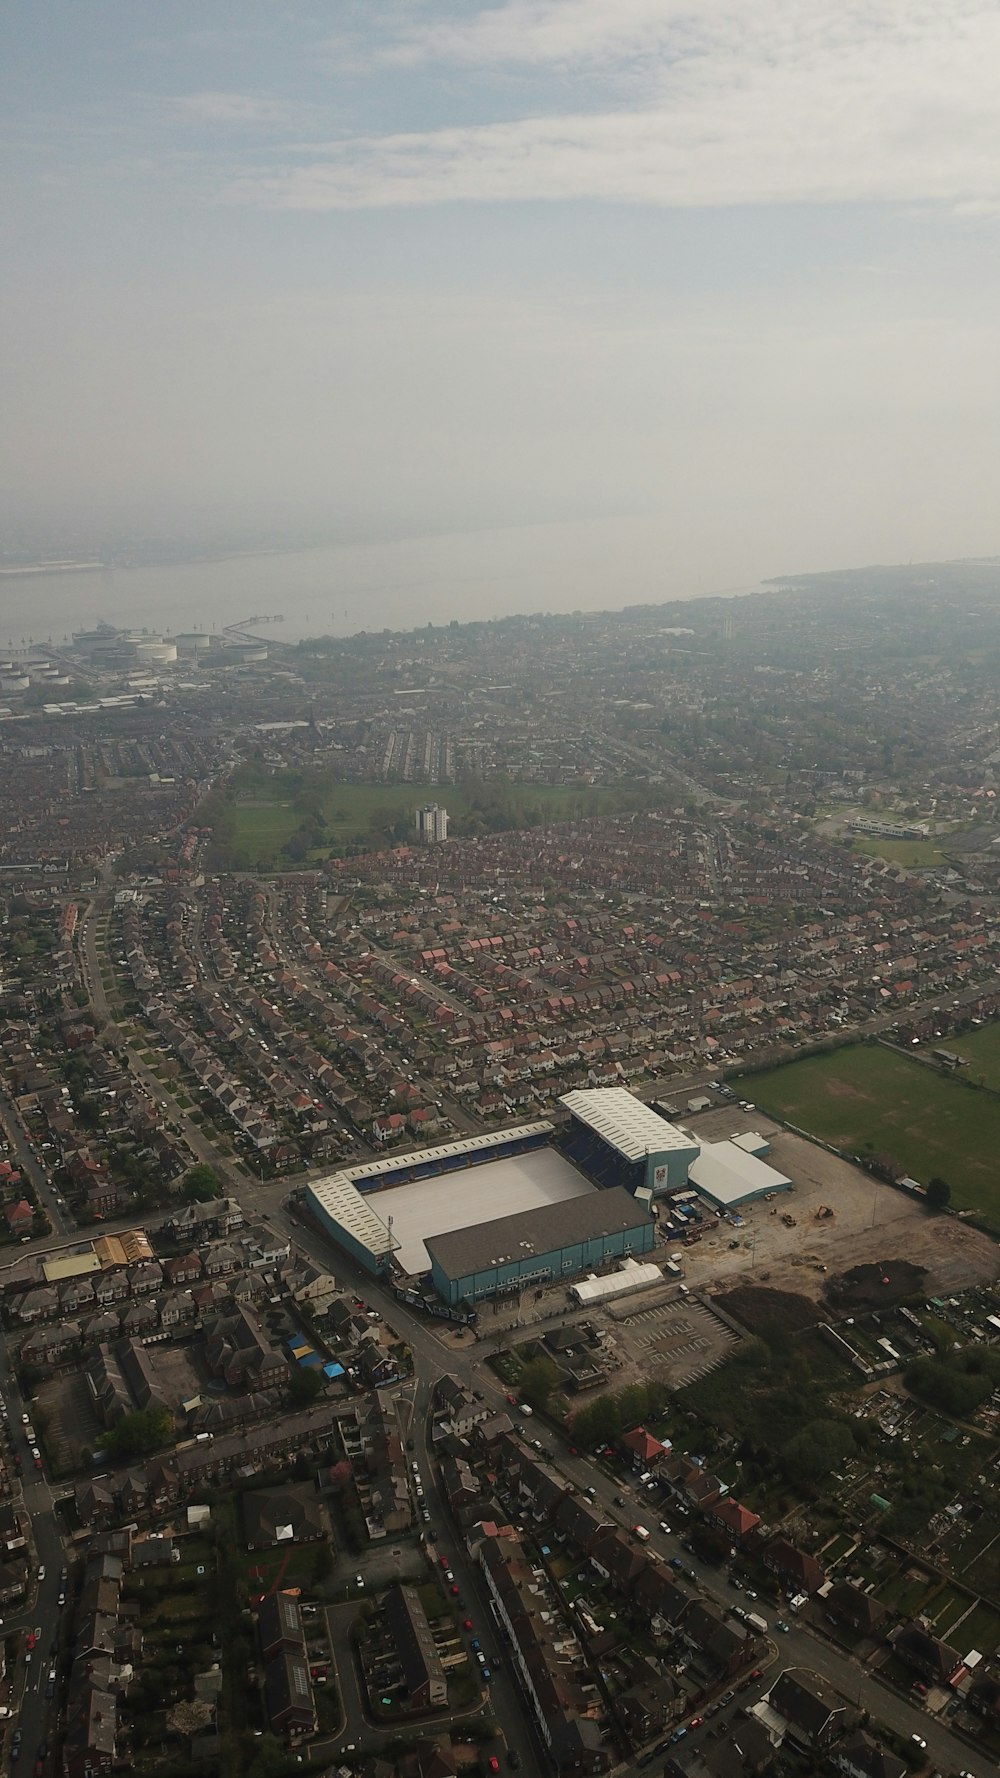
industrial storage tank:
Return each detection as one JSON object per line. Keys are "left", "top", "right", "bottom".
{"left": 134, "top": 640, "right": 178, "bottom": 664}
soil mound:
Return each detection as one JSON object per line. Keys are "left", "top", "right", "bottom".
{"left": 825, "top": 1258, "right": 926, "bottom": 1309}
{"left": 715, "top": 1286, "right": 818, "bottom": 1339}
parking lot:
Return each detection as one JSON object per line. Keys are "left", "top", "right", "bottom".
{"left": 609, "top": 1295, "right": 740, "bottom": 1390}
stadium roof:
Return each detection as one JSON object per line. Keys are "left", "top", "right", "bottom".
{"left": 308, "top": 1174, "right": 398, "bottom": 1261}
{"left": 688, "top": 1141, "right": 791, "bottom": 1208}
{"left": 426, "top": 1185, "right": 650, "bottom": 1281}
{"left": 559, "top": 1087, "right": 696, "bottom": 1162}
{"left": 339, "top": 1121, "right": 553, "bottom": 1187}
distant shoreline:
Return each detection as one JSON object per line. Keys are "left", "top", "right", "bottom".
{"left": 0, "top": 561, "right": 106, "bottom": 578}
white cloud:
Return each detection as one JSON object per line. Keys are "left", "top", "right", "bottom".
{"left": 244, "top": 1, "right": 1000, "bottom": 210}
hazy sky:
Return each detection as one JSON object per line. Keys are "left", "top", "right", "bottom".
{"left": 3, "top": 1, "right": 1000, "bottom": 595}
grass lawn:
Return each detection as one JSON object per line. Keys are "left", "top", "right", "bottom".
{"left": 240, "top": 1541, "right": 322, "bottom": 1594}
{"left": 850, "top": 834, "right": 950, "bottom": 867}
{"left": 875, "top": 1566, "right": 938, "bottom": 1618}
{"left": 229, "top": 778, "right": 635, "bottom": 867}
{"left": 744, "top": 1043, "right": 1000, "bottom": 1220}
{"left": 231, "top": 796, "right": 301, "bottom": 853}
{"left": 933, "top": 1020, "right": 1000, "bottom": 1092}
{"left": 939, "top": 1598, "right": 1000, "bottom": 1651}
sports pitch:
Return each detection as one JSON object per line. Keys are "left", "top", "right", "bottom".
{"left": 743, "top": 1043, "right": 1000, "bottom": 1222}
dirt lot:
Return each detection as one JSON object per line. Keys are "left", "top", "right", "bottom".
{"left": 673, "top": 1120, "right": 1000, "bottom": 1306}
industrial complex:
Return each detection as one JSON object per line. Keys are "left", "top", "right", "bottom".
{"left": 299, "top": 1087, "right": 792, "bottom": 1316}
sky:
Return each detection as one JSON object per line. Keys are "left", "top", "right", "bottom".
{"left": 3, "top": 0, "right": 1000, "bottom": 601}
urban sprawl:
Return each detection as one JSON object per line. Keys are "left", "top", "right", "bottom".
{"left": 1, "top": 563, "right": 1000, "bottom": 1778}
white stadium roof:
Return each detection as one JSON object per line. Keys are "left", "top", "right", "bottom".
{"left": 688, "top": 1140, "right": 791, "bottom": 1208}
{"left": 559, "top": 1087, "right": 695, "bottom": 1162}
{"left": 308, "top": 1174, "right": 398, "bottom": 1261}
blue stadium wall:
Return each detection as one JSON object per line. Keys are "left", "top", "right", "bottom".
{"left": 561, "top": 1114, "right": 697, "bottom": 1195}
{"left": 304, "top": 1190, "right": 392, "bottom": 1278}
{"left": 430, "top": 1216, "right": 656, "bottom": 1306}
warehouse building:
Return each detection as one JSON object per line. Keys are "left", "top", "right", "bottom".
{"left": 688, "top": 1140, "right": 791, "bottom": 1210}
{"left": 559, "top": 1088, "right": 700, "bottom": 1196}
{"left": 426, "top": 1186, "right": 655, "bottom": 1306}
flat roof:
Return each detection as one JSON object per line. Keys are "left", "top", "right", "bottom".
{"left": 559, "top": 1088, "right": 695, "bottom": 1162}
{"left": 688, "top": 1141, "right": 791, "bottom": 1208}
{"left": 307, "top": 1175, "right": 397, "bottom": 1261}
{"left": 426, "top": 1185, "right": 650, "bottom": 1282}
{"left": 368, "top": 1145, "right": 595, "bottom": 1276}
{"left": 41, "top": 1251, "right": 102, "bottom": 1283}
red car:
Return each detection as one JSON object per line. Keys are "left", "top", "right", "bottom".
{"left": 450, "top": 1584, "right": 459, "bottom": 1596}
{"left": 488, "top": 1760, "right": 500, "bottom": 1773}
{"left": 688, "top": 1717, "right": 703, "bottom": 1731}
{"left": 463, "top": 1619, "right": 473, "bottom": 1630}
{"left": 505, "top": 1393, "right": 517, "bottom": 1405}
{"left": 26, "top": 1632, "right": 36, "bottom": 1651}
{"left": 439, "top": 1556, "right": 449, "bottom": 1569}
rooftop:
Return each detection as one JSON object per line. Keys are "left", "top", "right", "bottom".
{"left": 560, "top": 1087, "right": 695, "bottom": 1162}
{"left": 425, "top": 1184, "right": 651, "bottom": 1281}
{"left": 307, "top": 1175, "right": 398, "bottom": 1262}
{"left": 688, "top": 1139, "right": 791, "bottom": 1207}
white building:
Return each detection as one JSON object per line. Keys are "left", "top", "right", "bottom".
{"left": 415, "top": 803, "right": 449, "bottom": 843}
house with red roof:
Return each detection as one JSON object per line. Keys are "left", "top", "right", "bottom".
{"left": 619, "top": 1426, "right": 668, "bottom": 1468}
{"left": 711, "top": 1497, "right": 761, "bottom": 1543}
{"left": 3, "top": 1200, "right": 34, "bottom": 1238}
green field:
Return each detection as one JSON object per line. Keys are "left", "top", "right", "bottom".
{"left": 850, "top": 834, "right": 950, "bottom": 868}
{"left": 744, "top": 1043, "right": 1000, "bottom": 1220}
{"left": 227, "top": 777, "right": 632, "bottom": 867}
{"left": 931, "top": 1021, "right": 1000, "bottom": 1092}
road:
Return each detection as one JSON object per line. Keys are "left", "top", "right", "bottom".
{"left": 0, "top": 1081, "right": 72, "bottom": 1241}
{"left": 0, "top": 1328, "right": 71, "bottom": 1776}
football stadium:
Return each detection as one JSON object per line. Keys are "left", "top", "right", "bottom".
{"left": 299, "top": 1087, "right": 791, "bottom": 1316}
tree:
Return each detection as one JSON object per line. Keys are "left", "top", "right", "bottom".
{"left": 781, "top": 1420, "right": 855, "bottom": 1488}
{"left": 926, "top": 1175, "right": 951, "bottom": 1211}
{"left": 288, "top": 1367, "right": 324, "bottom": 1407}
{"left": 182, "top": 1162, "right": 223, "bottom": 1203}
{"left": 96, "top": 1406, "right": 173, "bottom": 1460}
{"left": 518, "top": 1356, "right": 561, "bottom": 1410}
